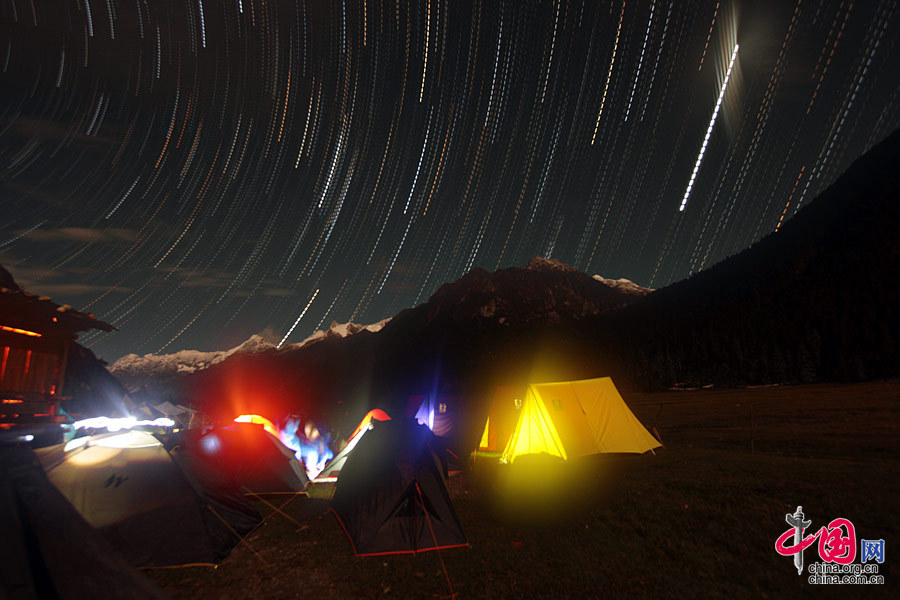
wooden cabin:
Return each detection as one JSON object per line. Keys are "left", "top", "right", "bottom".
{"left": 0, "top": 266, "right": 113, "bottom": 425}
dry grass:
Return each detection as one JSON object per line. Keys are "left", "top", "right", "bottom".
{"left": 147, "top": 380, "right": 900, "bottom": 598}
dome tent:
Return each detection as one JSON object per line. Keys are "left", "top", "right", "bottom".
{"left": 0, "top": 446, "right": 167, "bottom": 598}
{"left": 314, "top": 408, "right": 391, "bottom": 483}
{"left": 330, "top": 419, "right": 467, "bottom": 556}
{"left": 169, "top": 422, "right": 309, "bottom": 495}
{"left": 38, "top": 430, "right": 260, "bottom": 567}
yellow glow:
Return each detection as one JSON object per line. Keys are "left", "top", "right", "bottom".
{"left": 496, "top": 378, "right": 660, "bottom": 463}
{"left": 235, "top": 414, "right": 279, "bottom": 438}
{"left": 69, "top": 446, "right": 122, "bottom": 466}
{"left": 502, "top": 387, "right": 568, "bottom": 463}
{"left": 0, "top": 325, "right": 42, "bottom": 337}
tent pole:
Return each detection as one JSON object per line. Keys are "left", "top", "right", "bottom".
{"left": 206, "top": 504, "right": 270, "bottom": 566}
{"left": 416, "top": 483, "right": 457, "bottom": 599}
{"left": 242, "top": 487, "right": 306, "bottom": 529}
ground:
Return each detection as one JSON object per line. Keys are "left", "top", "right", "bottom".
{"left": 146, "top": 380, "right": 899, "bottom": 598}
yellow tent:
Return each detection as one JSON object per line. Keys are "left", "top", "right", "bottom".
{"left": 478, "top": 377, "right": 660, "bottom": 463}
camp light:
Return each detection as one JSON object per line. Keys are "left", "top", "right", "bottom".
{"left": 200, "top": 433, "right": 221, "bottom": 454}
{"left": 64, "top": 436, "right": 90, "bottom": 452}
{"left": 235, "top": 413, "right": 333, "bottom": 479}
{"left": 62, "top": 430, "right": 162, "bottom": 452}
{"left": 234, "top": 414, "right": 279, "bottom": 437}
{"left": 0, "top": 325, "right": 42, "bottom": 337}
{"left": 91, "top": 430, "right": 161, "bottom": 449}
{"left": 72, "top": 416, "right": 175, "bottom": 431}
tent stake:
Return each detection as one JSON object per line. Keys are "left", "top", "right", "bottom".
{"left": 750, "top": 403, "right": 755, "bottom": 454}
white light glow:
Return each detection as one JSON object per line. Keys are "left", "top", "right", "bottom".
{"left": 92, "top": 430, "right": 162, "bottom": 449}
{"left": 64, "top": 436, "right": 90, "bottom": 452}
{"left": 72, "top": 416, "right": 175, "bottom": 431}
{"left": 679, "top": 43, "right": 739, "bottom": 212}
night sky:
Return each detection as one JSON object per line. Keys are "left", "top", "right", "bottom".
{"left": 1, "top": 0, "right": 898, "bottom": 361}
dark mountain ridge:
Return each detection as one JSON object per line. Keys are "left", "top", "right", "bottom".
{"left": 186, "top": 129, "right": 900, "bottom": 445}
{"left": 599, "top": 129, "right": 900, "bottom": 388}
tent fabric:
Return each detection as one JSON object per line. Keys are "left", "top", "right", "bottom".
{"left": 316, "top": 409, "right": 391, "bottom": 482}
{"left": 347, "top": 409, "right": 391, "bottom": 441}
{"left": 38, "top": 430, "right": 260, "bottom": 567}
{"left": 0, "top": 446, "right": 168, "bottom": 599}
{"left": 477, "top": 378, "right": 660, "bottom": 463}
{"left": 171, "top": 423, "right": 309, "bottom": 494}
{"left": 330, "top": 419, "right": 467, "bottom": 556}
{"left": 153, "top": 401, "right": 186, "bottom": 416}
{"left": 477, "top": 386, "right": 527, "bottom": 455}
{"left": 503, "top": 386, "right": 569, "bottom": 461}
{"left": 412, "top": 395, "right": 457, "bottom": 438}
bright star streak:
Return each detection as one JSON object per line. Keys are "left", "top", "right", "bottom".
{"left": 591, "top": 0, "right": 625, "bottom": 145}
{"left": 679, "top": 42, "right": 739, "bottom": 213}
{"left": 278, "top": 288, "right": 320, "bottom": 348}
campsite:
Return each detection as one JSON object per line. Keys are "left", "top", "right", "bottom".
{"left": 3, "top": 1, "right": 900, "bottom": 597}
{"left": 135, "top": 380, "right": 898, "bottom": 599}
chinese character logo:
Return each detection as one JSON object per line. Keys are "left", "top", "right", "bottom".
{"left": 776, "top": 506, "right": 812, "bottom": 574}
{"left": 776, "top": 507, "right": 858, "bottom": 574}
{"left": 861, "top": 540, "right": 885, "bottom": 564}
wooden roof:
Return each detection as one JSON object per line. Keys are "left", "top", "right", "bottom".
{"left": 0, "top": 266, "right": 114, "bottom": 336}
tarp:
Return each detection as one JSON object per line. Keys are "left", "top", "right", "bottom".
{"left": 0, "top": 446, "right": 168, "bottom": 599}
{"left": 170, "top": 422, "right": 309, "bottom": 494}
{"left": 330, "top": 419, "right": 467, "bottom": 556}
{"left": 315, "top": 409, "right": 390, "bottom": 482}
{"left": 38, "top": 430, "right": 261, "bottom": 567}
{"left": 477, "top": 377, "right": 660, "bottom": 463}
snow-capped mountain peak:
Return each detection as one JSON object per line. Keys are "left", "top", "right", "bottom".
{"left": 289, "top": 317, "right": 391, "bottom": 350}
{"left": 592, "top": 274, "right": 653, "bottom": 296}
{"left": 110, "top": 334, "right": 275, "bottom": 377}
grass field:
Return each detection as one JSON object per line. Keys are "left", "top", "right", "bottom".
{"left": 146, "top": 380, "right": 899, "bottom": 598}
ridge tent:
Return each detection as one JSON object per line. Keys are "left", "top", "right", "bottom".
{"left": 38, "top": 430, "right": 261, "bottom": 567}
{"left": 315, "top": 409, "right": 390, "bottom": 483}
{"left": 477, "top": 377, "right": 660, "bottom": 463}
{"left": 412, "top": 394, "right": 457, "bottom": 438}
{"left": 330, "top": 419, "right": 467, "bottom": 556}
{"left": 476, "top": 385, "right": 527, "bottom": 458}
{"left": 170, "top": 422, "right": 309, "bottom": 494}
{"left": 0, "top": 446, "right": 168, "bottom": 599}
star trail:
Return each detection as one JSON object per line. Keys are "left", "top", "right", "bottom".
{"left": 1, "top": 0, "right": 898, "bottom": 361}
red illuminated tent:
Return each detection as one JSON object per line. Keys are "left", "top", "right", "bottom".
{"left": 170, "top": 422, "right": 309, "bottom": 494}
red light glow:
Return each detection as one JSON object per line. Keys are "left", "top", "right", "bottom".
{"left": 234, "top": 414, "right": 279, "bottom": 438}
